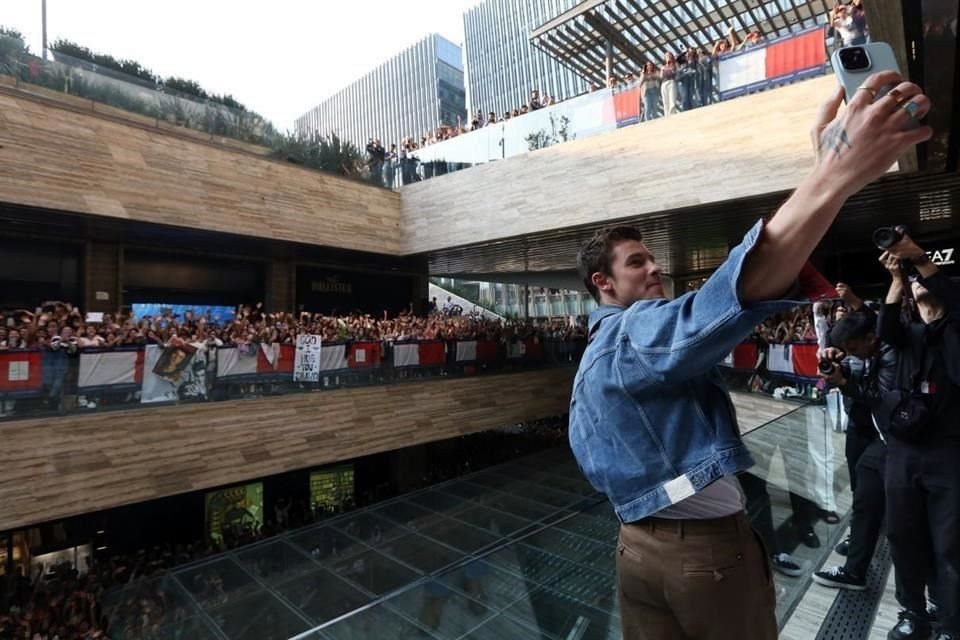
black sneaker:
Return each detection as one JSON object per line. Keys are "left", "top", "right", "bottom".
{"left": 799, "top": 527, "right": 822, "bottom": 549}
{"left": 771, "top": 553, "right": 803, "bottom": 577}
{"left": 813, "top": 565, "right": 866, "bottom": 591}
{"left": 888, "top": 610, "right": 932, "bottom": 640}
{"left": 835, "top": 537, "right": 850, "bottom": 556}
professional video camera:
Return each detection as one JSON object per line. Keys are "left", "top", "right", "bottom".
{"left": 873, "top": 224, "right": 919, "bottom": 277}
{"left": 872, "top": 225, "right": 906, "bottom": 250}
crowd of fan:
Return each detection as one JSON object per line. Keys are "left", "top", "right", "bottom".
{"left": 0, "top": 417, "right": 568, "bottom": 640}
{"left": 753, "top": 305, "right": 820, "bottom": 345}
{"left": 368, "top": 4, "right": 870, "bottom": 189}
{"left": 0, "top": 301, "right": 585, "bottom": 353}
{"left": 752, "top": 294, "right": 858, "bottom": 347}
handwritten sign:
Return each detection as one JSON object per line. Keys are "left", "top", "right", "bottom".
{"left": 294, "top": 334, "right": 322, "bottom": 382}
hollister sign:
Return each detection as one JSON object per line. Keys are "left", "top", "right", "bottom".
{"left": 311, "top": 276, "right": 353, "bottom": 294}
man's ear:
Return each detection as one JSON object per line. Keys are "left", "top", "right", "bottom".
{"left": 591, "top": 272, "right": 613, "bottom": 295}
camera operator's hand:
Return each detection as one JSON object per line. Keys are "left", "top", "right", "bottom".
{"left": 817, "top": 346, "right": 845, "bottom": 362}
{"left": 879, "top": 251, "right": 902, "bottom": 277}
{"left": 885, "top": 227, "right": 926, "bottom": 262}
{"left": 835, "top": 282, "right": 863, "bottom": 310}
{"left": 811, "top": 71, "right": 932, "bottom": 199}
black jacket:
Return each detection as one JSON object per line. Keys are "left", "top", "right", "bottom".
{"left": 829, "top": 305, "right": 880, "bottom": 437}
{"left": 878, "top": 271, "right": 960, "bottom": 444}
{"left": 837, "top": 341, "right": 899, "bottom": 435}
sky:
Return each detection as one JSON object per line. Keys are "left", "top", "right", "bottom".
{"left": 1, "top": 0, "right": 481, "bottom": 130}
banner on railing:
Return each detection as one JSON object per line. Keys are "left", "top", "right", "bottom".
{"left": 456, "top": 341, "right": 477, "bottom": 362}
{"left": 392, "top": 341, "right": 445, "bottom": 368}
{"left": 141, "top": 344, "right": 208, "bottom": 404}
{"left": 0, "top": 350, "right": 44, "bottom": 395}
{"left": 717, "top": 26, "right": 827, "bottom": 100}
{"left": 614, "top": 87, "right": 642, "bottom": 128}
{"left": 217, "top": 343, "right": 292, "bottom": 379}
{"left": 78, "top": 349, "right": 144, "bottom": 391}
{"left": 348, "top": 342, "right": 381, "bottom": 369}
{"left": 293, "top": 335, "right": 322, "bottom": 382}
{"left": 721, "top": 341, "right": 821, "bottom": 380}
{"left": 319, "top": 343, "right": 348, "bottom": 371}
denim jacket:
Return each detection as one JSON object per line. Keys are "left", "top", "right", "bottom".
{"left": 569, "top": 220, "right": 804, "bottom": 523}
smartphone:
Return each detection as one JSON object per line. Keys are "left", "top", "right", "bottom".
{"left": 831, "top": 42, "right": 919, "bottom": 129}
{"left": 831, "top": 42, "right": 902, "bottom": 102}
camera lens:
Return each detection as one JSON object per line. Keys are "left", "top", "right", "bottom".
{"left": 873, "top": 227, "right": 902, "bottom": 249}
{"left": 838, "top": 46, "right": 871, "bottom": 72}
{"left": 818, "top": 360, "right": 835, "bottom": 374}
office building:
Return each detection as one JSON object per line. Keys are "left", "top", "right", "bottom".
{"left": 295, "top": 33, "right": 466, "bottom": 148}
{"left": 463, "top": 0, "right": 586, "bottom": 116}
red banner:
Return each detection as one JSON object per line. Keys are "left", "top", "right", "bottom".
{"left": 614, "top": 87, "right": 642, "bottom": 127}
{"left": 348, "top": 342, "right": 382, "bottom": 368}
{"left": 477, "top": 340, "right": 500, "bottom": 361}
{"left": 525, "top": 338, "right": 544, "bottom": 360}
{"left": 418, "top": 342, "right": 445, "bottom": 366}
{"left": 791, "top": 343, "right": 820, "bottom": 378}
{"left": 765, "top": 27, "right": 826, "bottom": 80}
{"left": 732, "top": 342, "right": 759, "bottom": 370}
{"left": 0, "top": 351, "right": 43, "bottom": 393}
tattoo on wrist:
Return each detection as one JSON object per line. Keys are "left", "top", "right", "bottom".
{"left": 819, "top": 123, "right": 852, "bottom": 157}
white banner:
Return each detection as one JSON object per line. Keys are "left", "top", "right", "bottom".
{"left": 319, "top": 343, "right": 348, "bottom": 371}
{"left": 766, "top": 344, "right": 794, "bottom": 374}
{"left": 216, "top": 346, "right": 258, "bottom": 378}
{"left": 507, "top": 341, "right": 526, "bottom": 359}
{"left": 392, "top": 343, "right": 420, "bottom": 367}
{"left": 294, "top": 335, "right": 322, "bottom": 382}
{"left": 78, "top": 351, "right": 139, "bottom": 389}
{"left": 718, "top": 48, "right": 767, "bottom": 94}
{"left": 456, "top": 341, "right": 478, "bottom": 362}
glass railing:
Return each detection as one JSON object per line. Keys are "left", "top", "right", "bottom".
{"left": 94, "top": 398, "right": 851, "bottom": 640}
{"left": 0, "top": 338, "right": 586, "bottom": 424}
{"left": 392, "top": 25, "right": 829, "bottom": 188}
{"left": 2, "top": 26, "right": 830, "bottom": 191}
{"left": 741, "top": 400, "right": 850, "bottom": 621}
{"left": 0, "top": 35, "right": 276, "bottom": 147}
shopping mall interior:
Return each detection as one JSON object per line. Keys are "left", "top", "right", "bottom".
{"left": 0, "top": 0, "right": 958, "bottom": 638}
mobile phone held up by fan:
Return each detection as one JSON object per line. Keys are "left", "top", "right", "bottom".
{"left": 830, "top": 42, "right": 919, "bottom": 129}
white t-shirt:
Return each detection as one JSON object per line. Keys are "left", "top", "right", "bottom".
{"left": 654, "top": 476, "right": 745, "bottom": 519}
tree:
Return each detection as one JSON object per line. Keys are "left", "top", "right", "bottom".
{"left": 50, "top": 39, "right": 157, "bottom": 84}
{"left": 524, "top": 114, "right": 573, "bottom": 151}
{"left": 0, "top": 26, "right": 28, "bottom": 74}
{"left": 270, "top": 132, "right": 366, "bottom": 178}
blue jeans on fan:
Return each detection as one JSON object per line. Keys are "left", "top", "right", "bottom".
{"left": 642, "top": 89, "right": 660, "bottom": 121}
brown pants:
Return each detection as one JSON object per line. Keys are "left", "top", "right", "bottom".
{"left": 616, "top": 511, "right": 777, "bottom": 640}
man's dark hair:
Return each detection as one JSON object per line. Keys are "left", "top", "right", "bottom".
{"left": 577, "top": 226, "right": 644, "bottom": 302}
{"left": 829, "top": 311, "right": 876, "bottom": 347}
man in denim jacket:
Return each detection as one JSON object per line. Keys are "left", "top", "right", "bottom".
{"left": 569, "top": 72, "right": 932, "bottom": 640}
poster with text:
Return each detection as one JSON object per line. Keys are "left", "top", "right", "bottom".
{"left": 293, "top": 334, "right": 322, "bottom": 382}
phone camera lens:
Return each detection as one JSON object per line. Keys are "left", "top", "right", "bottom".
{"left": 839, "top": 46, "right": 870, "bottom": 71}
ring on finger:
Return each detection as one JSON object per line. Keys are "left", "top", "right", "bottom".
{"left": 901, "top": 100, "right": 923, "bottom": 120}
{"left": 857, "top": 86, "right": 878, "bottom": 99}
{"left": 885, "top": 88, "right": 907, "bottom": 106}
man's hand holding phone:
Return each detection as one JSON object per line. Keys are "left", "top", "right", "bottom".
{"left": 811, "top": 70, "right": 932, "bottom": 200}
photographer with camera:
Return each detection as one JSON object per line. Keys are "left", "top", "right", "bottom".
{"left": 875, "top": 228, "right": 960, "bottom": 640}
{"left": 812, "top": 309, "right": 896, "bottom": 593}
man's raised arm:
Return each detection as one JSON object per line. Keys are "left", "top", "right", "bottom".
{"left": 739, "top": 72, "right": 932, "bottom": 304}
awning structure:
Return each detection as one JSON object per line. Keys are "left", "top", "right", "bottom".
{"left": 529, "top": 0, "right": 832, "bottom": 86}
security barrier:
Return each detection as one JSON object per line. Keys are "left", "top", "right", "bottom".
{"left": 0, "top": 338, "right": 586, "bottom": 419}
{"left": 720, "top": 340, "right": 821, "bottom": 381}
